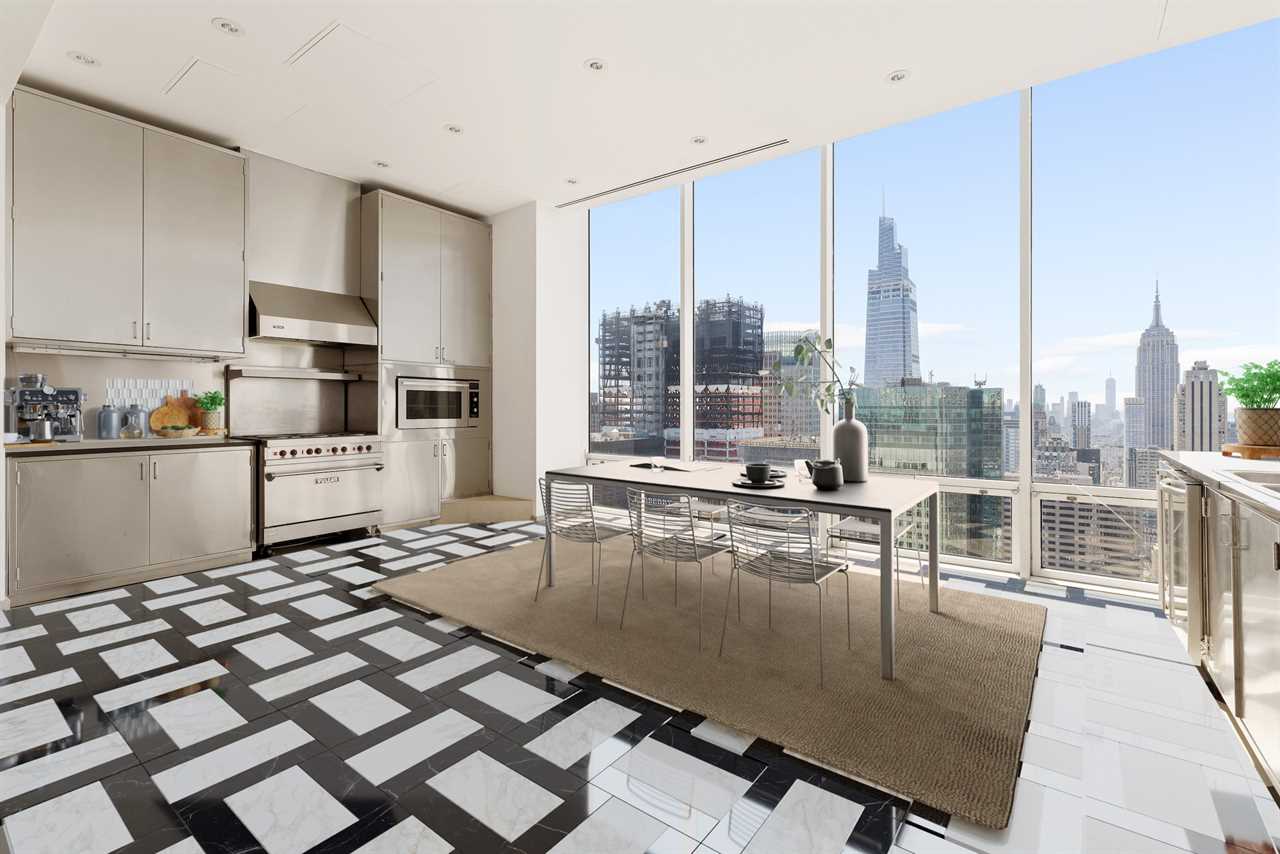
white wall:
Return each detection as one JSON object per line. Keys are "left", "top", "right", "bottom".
{"left": 490, "top": 201, "right": 589, "bottom": 508}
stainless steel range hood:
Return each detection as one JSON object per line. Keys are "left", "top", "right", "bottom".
{"left": 249, "top": 281, "right": 377, "bottom": 347}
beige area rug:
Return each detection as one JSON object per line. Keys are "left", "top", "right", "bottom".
{"left": 375, "top": 536, "right": 1045, "bottom": 828}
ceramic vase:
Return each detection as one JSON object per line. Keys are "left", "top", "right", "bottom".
{"left": 834, "top": 396, "right": 868, "bottom": 482}
{"left": 1237, "top": 408, "right": 1280, "bottom": 447}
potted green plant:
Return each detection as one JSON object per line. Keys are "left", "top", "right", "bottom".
{"left": 1221, "top": 360, "right": 1280, "bottom": 448}
{"left": 779, "top": 335, "right": 868, "bottom": 482}
{"left": 196, "top": 390, "right": 226, "bottom": 435}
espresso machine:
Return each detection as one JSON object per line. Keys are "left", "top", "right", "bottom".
{"left": 4, "top": 374, "right": 85, "bottom": 442}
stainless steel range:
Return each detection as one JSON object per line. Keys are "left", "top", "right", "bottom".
{"left": 246, "top": 432, "right": 384, "bottom": 546}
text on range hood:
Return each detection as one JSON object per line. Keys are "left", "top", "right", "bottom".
{"left": 249, "top": 281, "right": 377, "bottom": 346}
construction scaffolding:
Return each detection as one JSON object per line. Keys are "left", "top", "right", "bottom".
{"left": 694, "top": 297, "right": 764, "bottom": 431}
{"left": 595, "top": 300, "right": 680, "bottom": 442}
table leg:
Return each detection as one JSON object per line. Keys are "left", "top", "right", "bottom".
{"left": 928, "top": 492, "right": 939, "bottom": 613}
{"left": 879, "top": 512, "right": 895, "bottom": 680}
{"left": 544, "top": 477, "right": 556, "bottom": 588}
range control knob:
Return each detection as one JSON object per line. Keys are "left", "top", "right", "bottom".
{"left": 331, "top": 446, "right": 338, "bottom": 454}
{"left": 341, "top": 446, "right": 348, "bottom": 453}
{"left": 289, "top": 449, "right": 297, "bottom": 456}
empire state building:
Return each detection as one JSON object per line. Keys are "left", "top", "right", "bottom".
{"left": 1135, "top": 284, "right": 1180, "bottom": 450}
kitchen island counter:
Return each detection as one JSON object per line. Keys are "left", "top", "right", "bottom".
{"left": 4, "top": 436, "right": 256, "bottom": 457}
{"left": 1160, "top": 450, "right": 1280, "bottom": 518}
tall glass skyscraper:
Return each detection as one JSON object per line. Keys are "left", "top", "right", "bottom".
{"left": 863, "top": 215, "right": 921, "bottom": 388}
{"left": 1134, "top": 285, "right": 1179, "bottom": 451}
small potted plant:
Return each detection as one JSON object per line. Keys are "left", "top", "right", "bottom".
{"left": 1221, "top": 360, "right": 1280, "bottom": 448}
{"left": 196, "top": 390, "right": 226, "bottom": 436}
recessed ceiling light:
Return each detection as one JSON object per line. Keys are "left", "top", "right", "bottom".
{"left": 886, "top": 68, "right": 910, "bottom": 84}
{"left": 583, "top": 58, "right": 607, "bottom": 72}
{"left": 373, "top": 160, "right": 390, "bottom": 169}
{"left": 690, "top": 135, "right": 707, "bottom": 145}
{"left": 211, "top": 17, "right": 243, "bottom": 36}
{"left": 66, "top": 51, "right": 99, "bottom": 67}
{"left": 565, "top": 177, "right": 579, "bottom": 185}
{"left": 443, "top": 123, "right": 464, "bottom": 135}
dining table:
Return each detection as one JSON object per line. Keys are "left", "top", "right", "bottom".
{"left": 543, "top": 460, "right": 941, "bottom": 680}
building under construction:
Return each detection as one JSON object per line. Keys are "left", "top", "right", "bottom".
{"left": 693, "top": 296, "right": 764, "bottom": 432}
{"left": 594, "top": 301, "right": 680, "bottom": 454}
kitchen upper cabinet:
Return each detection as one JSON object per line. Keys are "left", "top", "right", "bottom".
{"left": 10, "top": 90, "right": 143, "bottom": 346}
{"left": 377, "top": 194, "right": 442, "bottom": 364}
{"left": 148, "top": 449, "right": 252, "bottom": 565}
{"left": 9, "top": 455, "right": 150, "bottom": 592}
{"left": 143, "top": 131, "right": 246, "bottom": 353}
{"left": 442, "top": 215, "right": 492, "bottom": 367}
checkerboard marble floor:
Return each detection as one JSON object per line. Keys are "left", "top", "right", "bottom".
{"left": 0, "top": 521, "right": 1276, "bottom": 854}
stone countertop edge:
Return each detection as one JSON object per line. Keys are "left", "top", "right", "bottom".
{"left": 1159, "top": 450, "right": 1280, "bottom": 518}
{"left": 4, "top": 437, "right": 258, "bottom": 457}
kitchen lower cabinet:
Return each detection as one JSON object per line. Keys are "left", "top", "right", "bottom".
{"left": 148, "top": 449, "right": 252, "bottom": 565}
{"left": 1206, "top": 487, "right": 1241, "bottom": 714}
{"left": 384, "top": 441, "right": 442, "bottom": 526}
{"left": 442, "top": 436, "right": 491, "bottom": 499}
{"left": 9, "top": 456, "right": 150, "bottom": 590}
{"left": 6, "top": 447, "right": 254, "bottom": 606}
{"left": 1239, "top": 503, "right": 1280, "bottom": 769}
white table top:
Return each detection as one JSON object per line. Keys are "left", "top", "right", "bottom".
{"left": 547, "top": 460, "right": 937, "bottom": 517}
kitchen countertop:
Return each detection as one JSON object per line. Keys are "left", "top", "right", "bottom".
{"left": 1160, "top": 450, "right": 1280, "bottom": 517}
{"left": 4, "top": 436, "right": 257, "bottom": 457}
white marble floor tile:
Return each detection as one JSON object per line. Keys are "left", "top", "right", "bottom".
{"left": 144, "top": 575, "right": 197, "bottom": 594}
{"left": 408, "top": 535, "right": 457, "bottom": 549}
{"left": 329, "top": 566, "right": 387, "bottom": 585}
{"left": 350, "top": 586, "right": 385, "bottom": 600}
{"left": 1087, "top": 628, "right": 1190, "bottom": 665}
{"left": 290, "top": 594, "right": 357, "bottom": 620}
{"left": 1029, "top": 675, "right": 1084, "bottom": 733}
{"left": 29, "top": 587, "right": 130, "bottom": 615}
{"left": 424, "top": 523, "right": 464, "bottom": 532}
{"left": 947, "top": 778, "right": 1082, "bottom": 854}
{"left": 206, "top": 558, "right": 277, "bottom": 579}
{"left": 460, "top": 671, "right": 566, "bottom": 722}
{"left": 1037, "top": 645, "right": 1085, "bottom": 682}
{"left": 741, "top": 779, "right": 863, "bottom": 854}
{"left": 690, "top": 719, "right": 754, "bottom": 756}
{"left": 0, "top": 699, "right": 72, "bottom": 759}
{"left": 251, "top": 652, "right": 367, "bottom": 703}
{"left": 282, "top": 549, "right": 329, "bottom": 564}
{"left": 330, "top": 537, "right": 384, "bottom": 552}
{"left": 438, "top": 543, "right": 485, "bottom": 559}
{"left": 548, "top": 796, "right": 669, "bottom": 854}
{"left": 347, "top": 708, "right": 482, "bottom": 785}
{"left": 398, "top": 646, "right": 499, "bottom": 692}
{"left": 94, "top": 660, "right": 227, "bottom": 712}
{"left": 0, "top": 732, "right": 132, "bottom": 802}
{"left": 1043, "top": 614, "right": 1090, "bottom": 649}
{"left": 382, "top": 552, "right": 444, "bottom": 572}
{"left": 1087, "top": 695, "right": 1237, "bottom": 762}
{"left": 226, "top": 765, "right": 357, "bottom": 854}
{"left": 895, "top": 825, "right": 971, "bottom": 853}
{"left": 64, "top": 603, "right": 130, "bottom": 633}
{"left": 427, "top": 617, "right": 463, "bottom": 634}
{"left": 0, "top": 646, "right": 35, "bottom": 680}
{"left": 1082, "top": 817, "right": 1190, "bottom": 853}
{"left": 250, "top": 580, "right": 331, "bottom": 606}
{"left": 0, "top": 668, "right": 80, "bottom": 707}
{"left": 98, "top": 638, "right": 178, "bottom": 679}
{"left": 1084, "top": 734, "right": 1223, "bottom": 840}
{"left": 0, "top": 625, "right": 47, "bottom": 647}
{"left": 294, "top": 555, "right": 362, "bottom": 576}
{"left": 535, "top": 659, "right": 584, "bottom": 684}
{"left": 180, "top": 598, "right": 246, "bottom": 627}
{"left": 449, "top": 527, "right": 495, "bottom": 540}
{"left": 1020, "top": 731, "right": 1082, "bottom": 780}
{"left": 57, "top": 618, "right": 171, "bottom": 655}
{"left": 1083, "top": 795, "right": 1221, "bottom": 852}
{"left": 189, "top": 614, "right": 290, "bottom": 648}
{"left": 148, "top": 689, "right": 247, "bottom": 749}
{"left": 240, "top": 570, "right": 294, "bottom": 591}
{"left": 311, "top": 609, "right": 399, "bottom": 641}
{"left": 2, "top": 780, "right": 132, "bottom": 854}
{"left": 519, "top": 524, "right": 547, "bottom": 537}
{"left": 427, "top": 751, "right": 563, "bottom": 842}
{"left": 233, "top": 632, "right": 312, "bottom": 671}
{"left": 476, "top": 532, "right": 528, "bottom": 549}
{"left": 157, "top": 838, "right": 205, "bottom": 854}
{"left": 143, "top": 585, "right": 234, "bottom": 611}
{"left": 490, "top": 520, "right": 533, "bottom": 530}
{"left": 526, "top": 698, "right": 641, "bottom": 770}
{"left": 359, "top": 544, "right": 408, "bottom": 561}
{"left": 359, "top": 626, "right": 440, "bottom": 662}
{"left": 349, "top": 815, "right": 452, "bottom": 854}
{"left": 310, "top": 679, "right": 409, "bottom": 736}
{"left": 151, "top": 720, "right": 313, "bottom": 803}
{"left": 383, "top": 529, "right": 428, "bottom": 542}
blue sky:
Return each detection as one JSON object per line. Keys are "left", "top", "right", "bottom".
{"left": 590, "top": 19, "right": 1279, "bottom": 408}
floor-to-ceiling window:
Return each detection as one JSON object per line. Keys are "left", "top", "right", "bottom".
{"left": 1030, "top": 20, "right": 1280, "bottom": 584}
{"left": 834, "top": 93, "right": 1020, "bottom": 564}
{"left": 588, "top": 187, "right": 682, "bottom": 459}
{"left": 691, "top": 150, "right": 821, "bottom": 464}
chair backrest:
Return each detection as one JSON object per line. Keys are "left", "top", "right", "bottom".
{"left": 625, "top": 488, "right": 697, "bottom": 556}
{"left": 726, "top": 500, "right": 821, "bottom": 582}
{"left": 538, "top": 478, "right": 600, "bottom": 545}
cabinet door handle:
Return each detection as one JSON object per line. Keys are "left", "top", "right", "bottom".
{"left": 433, "top": 443, "right": 438, "bottom": 458}
{"left": 140, "top": 461, "right": 145, "bottom": 480}
{"left": 145, "top": 322, "right": 151, "bottom": 341}
{"left": 132, "top": 321, "right": 138, "bottom": 340}
{"left": 442, "top": 443, "right": 448, "bottom": 457}
{"left": 152, "top": 460, "right": 157, "bottom": 480}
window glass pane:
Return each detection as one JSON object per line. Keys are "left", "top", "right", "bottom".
{"left": 1039, "top": 499, "right": 1156, "bottom": 582}
{"left": 834, "top": 94, "right": 1020, "bottom": 482}
{"left": 692, "top": 150, "right": 821, "bottom": 464}
{"left": 588, "top": 188, "right": 681, "bottom": 457}
{"left": 1033, "top": 22, "right": 1280, "bottom": 492}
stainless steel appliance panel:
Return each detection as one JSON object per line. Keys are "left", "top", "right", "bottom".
{"left": 262, "top": 457, "right": 383, "bottom": 530}
{"left": 443, "top": 435, "right": 491, "bottom": 499}
{"left": 1158, "top": 466, "right": 1204, "bottom": 657}
{"left": 396, "top": 377, "right": 478, "bottom": 430}
{"left": 1239, "top": 503, "right": 1280, "bottom": 758}
{"left": 149, "top": 449, "right": 252, "bottom": 564}
{"left": 1206, "top": 487, "right": 1242, "bottom": 715}
{"left": 378, "top": 362, "right": 490, "bottom": 442}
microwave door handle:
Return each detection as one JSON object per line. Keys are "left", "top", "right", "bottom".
{"left": 265, "top": 464, "right": 384, "bottom": 481}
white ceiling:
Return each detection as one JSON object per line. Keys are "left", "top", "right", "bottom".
{"left": 17, "top": 0, "right": 1280, "bottom": 216}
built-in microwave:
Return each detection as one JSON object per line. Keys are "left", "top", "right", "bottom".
{"left": 396, "top": 376, "right": 481, "bottom": 430}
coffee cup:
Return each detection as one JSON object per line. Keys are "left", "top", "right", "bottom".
{"left": 745, "top": 462, "right": 772, "bottom": 484}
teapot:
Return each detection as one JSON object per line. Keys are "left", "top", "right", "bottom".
{"left": 804, "top": 459, "right": 844, "bottom": 491}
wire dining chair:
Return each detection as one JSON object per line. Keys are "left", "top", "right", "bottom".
{"left": 826, "top": 515, "right": 919, "bottom": 609}
{"left": 620, "top": 488, "right": 731, "bottom": 649}
{"left": 721, "top": 500, "right": 852, "bottom": 687}
{"left": 535, "top": 478, "right": 630, "bottom": 620}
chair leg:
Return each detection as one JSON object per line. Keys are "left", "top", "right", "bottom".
{"left": 895, "top": 539, "right": 901, "bottom": 611}
{"left": 817, "top": 581, "right": 825, "bottom": 688}
{"left": 594, "top": 545, "right": 602, "bottom": 623}
{"left": 620, "top": 550, "right": 637, "bottom": 630}
{"left": 718, "top": 566, "right": 737, "bottom": 657}
{"left": 768, "top": 577, "right": 773, "bottom": 630}
{"left": 533, "top": 535, "right": 549, "bottom": 602}
{"left": 640, "top": 552, "right": 647, "bottom": 601}
{"left": 845, "top": 570, "right": 852, "bottom": 650}
{"left": 698, "top": 560, "right": 704, "bottom": 651}
{"left": 674, "top": 560, "right": 679, "bottom": 608}
{"left": 737, "top": 566, "right": 742, "bottom": 622}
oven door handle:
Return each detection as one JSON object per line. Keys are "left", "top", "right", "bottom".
{"left": 265, "top": 464, "right": 384, "bottom": 482}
